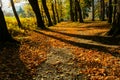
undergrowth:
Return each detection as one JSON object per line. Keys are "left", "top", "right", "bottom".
{"left": 5, "top": 17, "right": 37, "bottom": 36}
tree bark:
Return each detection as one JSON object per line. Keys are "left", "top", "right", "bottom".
{"left": 107, "top": 0, "right": 120, "bottom": 36}
{"left": 0, "top": 7, "right": 12, "bottom": 42}
{"left": 100, "top": 0, "right": 105, "bottom": 21}
{"left": 10, "top": 0, "right": 22, "bottom": 28}
{"left": 28, "top": 0, "right": 46, "bottom": 29}
{"left": 42, "top": 0, "right": 53, "bottom": 27}
{"left": 92, "top": 0, "right": 95, "bottom": 21}
{"left": 74, "top": 0, "right": 78, "bottom": 21}
{"left": 51, "top": 2, "right": 57, "bottom": 25}
{"left": 55, "top": 0, "right": 60, "bottom": 23}
{"left": 113, "top": 0, "right": 117, "bottom": 22}
{"left": 108, "top": 0, "right": 113, "bottom": 23}
{"left": 75, "top": 0, "right": 84, "bottom": 22}
{"left": 70, "top": 0, "right": 75, "bottom": 21}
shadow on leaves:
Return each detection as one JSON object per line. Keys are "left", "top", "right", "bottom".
{"left": 0, "top": 42, "right": 33, "bottom": 80}
{"left": 34, "top": 30, "right": 120, "bottom": 58}
{"left": 46, "top": 29, "right": 120, "bottom": 46}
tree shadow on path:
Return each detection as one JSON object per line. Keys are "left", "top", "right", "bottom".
{"left": 34, "top": 30, "right": 120, "bottom": 58}
{"left": 0, "top": 42, "right": 33, "bottom": 80}
{"left": 45, "top": 29, "right": 120, "bottom": 46}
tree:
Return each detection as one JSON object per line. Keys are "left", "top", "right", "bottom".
{"left": 75, "top": 0, "right": 84, "bottom": 22}
{"left": 10, "top": 0, "right": 22, "bottom": 28}
{"left": 107, "top": 0, "right": 120, "bottom": 36}
{"left": 28, "top": 0, "right": 46, "bottom": 29}
{"left": 0, "top": 6, "right": 12, "bottom": 42}
{"left": 54, "top": 0, "right": 60, "bottom": 23}
{"left": 75, "top": 0, "right": 78, "bottom": 21}
{"left": 108, "top": 0, "right": 113, "bottom": 23}
{"left": 70, "top": 0, "right": 75, "bottom": 21}
{"left": 42, "top": 0, "right": 53, "bottom": 26}
{"left": 100, "top": 0, "right": 105, "bottom": 21}
{"left": 92, "top": 0, "right": 95, "bottom": 21}
{"left": 51, "top": 1, "right": 57, "bottom": 24}
{"left": 113, "top": 0, "right": 117, "bottom": 22}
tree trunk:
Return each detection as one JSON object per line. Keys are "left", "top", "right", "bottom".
{"left": 108, "top": 0, "right": 113, "bottom": 23}
{"left": 51, "top": 2, "right": 57, "bottom": 25}
{"left": 54, "top": 0, "right": 60, "bottom": 23}
{"left": 74, "top": 0, "right": 78, "bottom": 21}
{"left": 40, "top": 5, "right": 47, "bottom": 24}
{"left": 92, "top": 0, "right": 95, "bottom": 21}
{"left": 107, "top": 0, "right": 120, "bottom": 36}
{"left": 42, "top": 0, "right": 53, "bottom": 27}
{"left": 75, "top": 0, "right": 84, "bottom": 22}
{"left": 70, "top": 0, "right": 75, "bottom": 21}
{"left": 28, "top": 0, "right": 46, "bottom": 29}
{"left": 100, "top": 0, "right": 105, "bottom": 21}
{"left": 113, "top": 0, "right": 117, "bottom": 22}
{"left": 10, "top": 0, "right": 22, "bottom": 28}
{"left": 0, "top": 7, "right": 12, "bottom": 42}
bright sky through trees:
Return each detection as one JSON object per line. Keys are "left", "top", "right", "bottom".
{"left": 1, "top": 0, "right": 9, "bottom": 10}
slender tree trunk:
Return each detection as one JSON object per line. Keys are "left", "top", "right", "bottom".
{"left": 10, "top": 0, "right": 22, "bottom": 28}
{"left": 28, "top": 0, "right": 46, "bottom": 29}
{"left": 51, "top": 2, "right": 57, "bottom": 25}
{"left": 108, "top": 0, "right": 113, "bottom": 23}
{"left": 113, "top": 0, "right": 117, "bottom": 22}
{"left": 0, "top": 7, "right": 12, "bottom": 42}
{"left": 70, "top": 0, "right": 75, "bottom": 21}
{"left": 75, "top": 0, "right": 84, "bottom": 22}
{"left": 92, "top": 0, "right": 95, "bottom": 21}
{"left": 74, "top": 0, "right": 78, "bottom": 21}
{"left": 100, "top": 0, "right": 105, "bottom": 21}
{"left": 42, "top": 0, "right": 53, "bottom": 27}
{"left": 105, "top": 2, "right": 109, "bottom": 19}
{"left": 54, "top": 0, "right": 60, "bottom": 23}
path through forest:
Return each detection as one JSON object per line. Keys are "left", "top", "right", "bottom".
{"left": 0, "top": 21, "right": 120, "bottom": 80}
{"left": 33, "top": 21, "right": 120, "bottom": 80}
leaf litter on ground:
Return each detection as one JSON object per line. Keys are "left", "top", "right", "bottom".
{"left": 0, "top": 21, "right": 120, "bottom": 80}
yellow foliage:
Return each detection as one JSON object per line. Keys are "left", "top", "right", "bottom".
{"left": 5, "top": 17, "right": 37, "bottom": 36}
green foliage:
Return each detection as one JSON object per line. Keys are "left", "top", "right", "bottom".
{"left": 81, "top": 0, "right": 91, "bottom": 19}
{"left": 22, "top": 4, "right": 35, "bottom": 17}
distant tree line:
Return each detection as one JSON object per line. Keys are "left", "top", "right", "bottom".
{"left": 69, "top": 0, "right": 120, "bottom": 36}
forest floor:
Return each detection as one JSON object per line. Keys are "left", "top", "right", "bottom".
{"left": 0, "top": 21, "right": 120, "bottom": 80}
